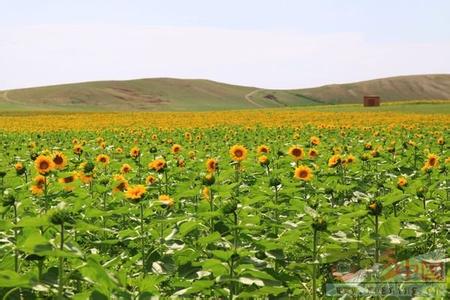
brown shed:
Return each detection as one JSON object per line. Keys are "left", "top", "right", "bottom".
{"left": 363, "top": 95, "right": 380, "bottom": 107}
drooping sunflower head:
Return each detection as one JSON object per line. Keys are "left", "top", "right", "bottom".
{"left": 202, "top": 187, "right": 210, "bottom": 200}
{"left": 345, "top": 154, "right": 356, "bottom": 164}
{"left": 31, "top": 185, "right": 44, "bottom": 195}
{"left": 112, "top": 175, "right": 128, "bottom": 193}
{"left": 34, "top": 175, "right": 46, "bottom": 187}
{"left": 73, "top": 144, "right": 83, "bottom": 155}
{"left": 206, "top": 158, "right": 218, "bottom": 173}
{"left": 130, "top": 147, "right": 141, "bottom": 159}
{"left": 34, "top": 155, "right": 55, "bottom": 175}
{"left": 159, "top": 194, "right": 174, "bottom": 208}
{"left": 58, "top": 174, "right": 77, "bottom": 184}
{"left": 294, "top": 165, "right": 313, "bottom": 181}
{"left": 80, "top": 173, "right": 93, "bottom": 184}
{"left": 229, "top": 145, "right": 248, "bottom": 161}
{"left": 257, "top": 145, "right": 270, "bottom": 154}
{"left": 96, "top": 154, "right": 110, "bottom": 165}
{"left": 288, "top": 145, "right": 304, "bottom": 160}
{"left": 145, "top": 175, "right": 157, "bottom": 185}
{"left": 52, "top": 152, "right": 68, "bottom": 170}
{"left": 310, "top": 136, "right": 320, "bottom": 146}
{"left": 15, "top": 162, "right": 26, "bottom": 175}
{"left": 125, "top": 185, "right": 146, "bottom": 203}
{"left": 308, "top": 148, "right": 319, "bottom": 159}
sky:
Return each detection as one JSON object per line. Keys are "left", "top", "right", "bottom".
{"left": 1, "top": 0, "right": 450, "bottom": 90}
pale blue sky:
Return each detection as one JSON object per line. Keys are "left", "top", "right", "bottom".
{"left": 1, "top": 0, "right": 449, "bottom": 89}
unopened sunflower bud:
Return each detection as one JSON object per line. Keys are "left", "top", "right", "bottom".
{"left": 83, "top": 162, "right": 95, "bottom": 174}
{"left": 312, "top": 216, "right": 327, "bottom": 232}
{"left": 222, "top": 200, "right": 237, "bottom": 214}
{"left": 269, "top": 177, "right": 281, "bottom": 187}
{"left": 49, "top": 210, "right": 70, "bottom": 225}
{"left": 2, "top": 192, "right": 15, "bottom": 207}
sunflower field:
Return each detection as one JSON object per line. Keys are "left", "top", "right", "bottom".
{"left": 0, "top": 110, "right": 449, "bottom": 299}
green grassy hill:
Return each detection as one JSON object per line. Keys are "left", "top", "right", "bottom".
{"left": 1, "top": 74, "right": 449, "bottom": 111}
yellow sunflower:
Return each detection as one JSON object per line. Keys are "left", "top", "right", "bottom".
{"left": 52, "top": 152, "right": 68, "bottom": 170}
{"left": 288, "top": 145, "right": 304, "bottom": 160}
{"left": 34, "top": 155, "right": 55, "bottom": 175}
{"left": 120, "top": 163, "right": 132, "bottom": 174}
{"left": 426, "top": 153, "right": 439, "bottom": 167}
{"left": 112, "top": 175, "right": 128, "bottom": 192}
{"left": 397, "top": 176, "right": 407, "bottom": 188}
{"left": 96, "top": 154, "right": 110, "bottom": 165}
{"left": 258, "top": 155, "right": 269, "bottom": 166}
{"left": 308, "top": 148, "right": 319, "bottom": 159}
{"left": 125, "top": 185, "right": 146, "bottom": 203}
{"left": 310, "top": 136, "right": 320, "bottom": 146}
{"left": 31, "top": 185, "right": 44, "bottom": 195}
{"left": 257, "top": 145, "right": 270, "bottom": 154}
{"left": 15, "top": 162, "right": 24, "bottom": 171}
{"left": 149, "top": 159, "right": 167, "bottom": 172}
{"left": 159, "top": 194, "right": 174, "bottom": 208}
{"left": 33, "top": 175, "right": 46, "bottom": 187}
{"left": 58, "top": 174, "right": 77, "bottom": 184}
{"left": 229, "top": 145, "right": 248, "bottom": 161}
{"left": 345, "top": 154, "right": 356, "bottom": 164}
{"left": 201, "top": 187, "right": 209, "bottom": 199}
{"left": 328, "top": 154, "right": 341, "bottom": 168}
{"left": 294, "top": 165, "right": 313, "bottom": 181}
{"left": 184, "top": 132, "right": 192, "bottom": 141}
{"left": 130, "top": 147, "right": 141, "bottom": 159}
{"left": 80, "top": 173, "right": 93, "bottom": 184}
{"left": 73, "top": 144, "right": 83, "bottom": 155}
{"left": 171, "top": 144, "right": 182, "bottom": 154}
{"left": 145, "top": 175, "right": 157, "bottom": 185}
{"left": 206, "top": 158, "right": 218, "bottom": 173}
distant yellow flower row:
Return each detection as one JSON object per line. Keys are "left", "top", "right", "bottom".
{"left": 0, "top": 110, "right": 448, "bottom": 132}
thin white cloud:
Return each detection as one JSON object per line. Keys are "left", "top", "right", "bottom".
{"left": 0, "top": 24, "right": 449, "bottom": 90}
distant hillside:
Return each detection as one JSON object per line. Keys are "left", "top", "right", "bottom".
{"left": 0, "top": 74, "right": 449, "bottom": 111}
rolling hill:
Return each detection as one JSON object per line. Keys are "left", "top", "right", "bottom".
{"left": 0, "top": 74, "right": 449, "bottom": 111}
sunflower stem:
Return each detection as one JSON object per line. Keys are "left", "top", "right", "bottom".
{"left": 209, "top": 188, "right": 214, "bottom": 232}
{"left": 164, "top": 169, "right": 169, "bottom": 194}
{"left": 312, "top": 228, "right": 318, "bottom": 300}
{"left": 140, "top": 203, "right": 146, "bottom": 278}
{"left": 375, "top": 214, "right": 379, "bottom": 264}
{"left": 58, "top": 222, "right": 64, "bottom": 299}
{"left": 13, "top": 203, "right": 19, "bottom": 273}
